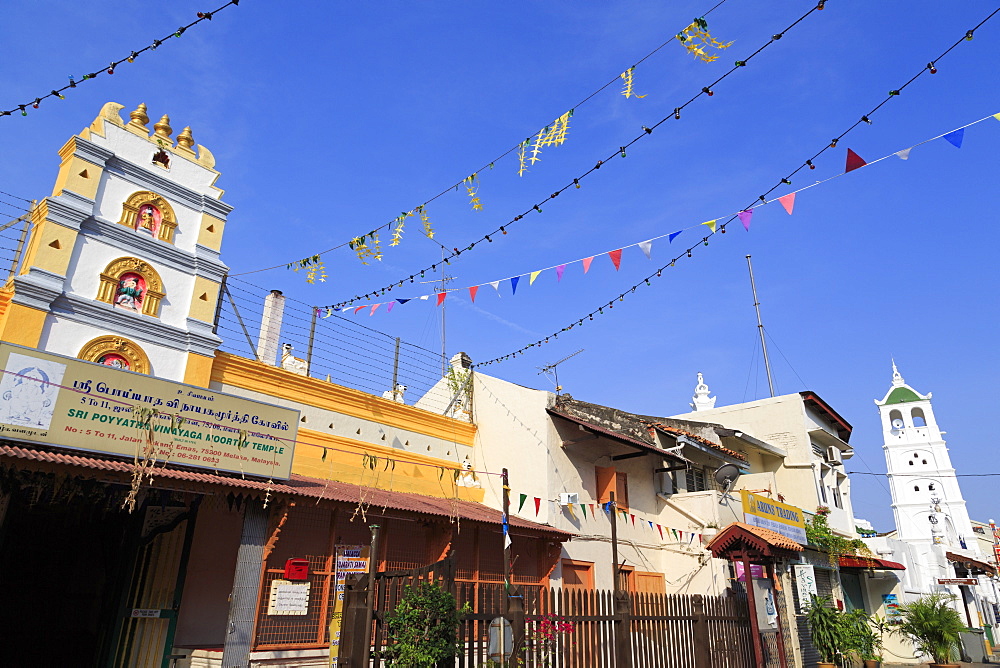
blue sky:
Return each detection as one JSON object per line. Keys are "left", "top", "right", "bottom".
{"left": 2, "top": 1, "right": 999, "bottom": 532}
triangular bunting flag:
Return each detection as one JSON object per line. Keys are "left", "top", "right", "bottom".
{"left": 580, "top": 504, "right": 587, "bottom": 519}
{"left": 354, "top": 306, "right": 365, "bottom": 314}
{"left": 518, "top": 493, "right": 527, "bottom": 513}
{"left": 420, "top": 295, "right": 429, "bottom": 300}
{"left": 589, "top": 503, "right": 595, "bottom": 516}
{"left": 489, "top": 281, "right": 501, "bottom": 296}
{"left": 638, "top": 240, "right": 653, "bottom": 259}
{"left": 994, "top": 113, "right": 1000, "bottom": 122}
{"left": 529, "top": 270, "right": 542, "bottom": 285}
{"left": 778, "top": 193, "right": 795, "bottom": 215}
{"left": 582, "top": 257, "right": 594, "bottom": 273}
{"left": 510, "top": 276, "right": 520, "bottom": 295}
{"left": 534, "top": 497, "right": 541, "bottom": 515}
{"left": 387, "top": 301, "right": 397, "bottom": 313}
{"left": 566, "top": 503, "right": 577, "bottom": 519}
{"left": 943, "top": 128, "right": 964, "bottom": 148}
{"left": 505, "top": 532, "right": 512, "bottom": 549}
{"left": 648, "top": 521, "right": 653, "bottom": 529}
{"left": 630, "top": 514, "right": 635, "bottom": 526}
{"left": 671, "top": 528, "right": 678, "bottom": 540}
{"left": 436, "top": 292, "right": 446, "bottom": 306}
{"left": 370, "top": 303, "right": 380, "bottom": 315}
{"left": 702, "top": 220, "right": 717, "bottom": 233}
{"left": 608, "top": 249, "right": 623, "bottom": 271}
{"left": 469, "top": 286, "right": 479, "bottom": 302}
{"left": 689, "top": 533, "right": 696, "bottom": 544}
{"left": 657, "top": 524, "right": 663, "bottom": 539}
{"left": 668, "top": 231, "right": 683, "bottom": 243}
{"left": 738, "top": 210, "right": 753, "bottom": 231}
{"left": 556, "top": 264, "right": 566, "bottom": 282}
{"left": 896, "top": 148, "right": 912, "bottom": 160}
{"left": 397, "top": 298, "right": 410, "bottom": 305}
{"left": 845, "top": 148, "right": 867, "bottom": 173}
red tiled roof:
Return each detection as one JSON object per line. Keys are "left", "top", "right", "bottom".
{"left": 839, "top": 555, "right": 905, "bottom": 570}
{"left": 707, "top": 522, "right": 804, "bottom": 558}
{"left": 0, "top": 443, "right": 571, "bottom": 538}
{"left": 547, "top": 409, "right": 674, "bottom": 459}
{"left": 648, "top": 424, "right": 748, "bottom": 463}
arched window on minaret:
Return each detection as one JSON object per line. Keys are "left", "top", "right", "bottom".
{"left": 78, "top": 335, "right": 150, "bottom": 374}
{"left": 911, "top": 407, "right": 927, "bottom": 427}
{"left": 116, "top": 191, "right": 178, "bottom": 244}
{"left": 96, "top": 257, "right": 165, "bottom": 318}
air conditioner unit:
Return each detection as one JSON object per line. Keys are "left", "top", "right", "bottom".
{"left": 824, "top": 446, "right": 843, "bottom": 466}
{"left": 559, "top": 492, "right": 579, "bottom": 506}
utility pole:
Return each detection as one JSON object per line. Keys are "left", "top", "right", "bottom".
{"left": 745, "top": 255, "right": 775, "bottom": 398}
{"left": 501, "top": 467, "right": 511, "bottom": 667}
{"left": 420, "top": 247, "right": 456, "bottom": 376}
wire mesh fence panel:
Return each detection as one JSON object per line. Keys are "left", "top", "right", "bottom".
{"left": 216, "top": 277, "right": 463, "bottom": 417}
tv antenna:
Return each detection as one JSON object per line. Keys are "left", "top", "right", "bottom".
{"left": 746, "top": 255, "right": 775, "bottom": 397}
{"left": 537, "top": 349, "right": 584, "bottom": 393}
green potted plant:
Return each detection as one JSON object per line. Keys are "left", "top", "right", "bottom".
{"left": 896, "top": 593, "right": 967, "bottom": 668}
{"left": 842, "top": 609, "right": 886, "bottom": 668}
{"left": 383, "top": 582, "right": 467, "bottom": 667}
{"left": 805, "top": 595, "right": 843, "bottom": 667}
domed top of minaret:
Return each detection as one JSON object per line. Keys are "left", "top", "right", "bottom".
{"left": 690, "top": 372, "right": 717, "bottom": 411}
{"left": 876, "top": 360, "right": 931, "bottom": 406}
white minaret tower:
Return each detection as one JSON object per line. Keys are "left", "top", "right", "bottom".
{"left": 875, "top": 362, "right": 978, "bottom": 554}
{"left": 690, "top": 372, "right": 717, "bottom": 412}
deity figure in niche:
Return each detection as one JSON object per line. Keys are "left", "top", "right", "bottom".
{"left": 137, "top": 204, "right": 161, "bottom": 236}
{"left": 97, "top": 354, "right": 130, "bottom": 370}
{"left": 114, "top": 273, "right": 145, "bottom": 313}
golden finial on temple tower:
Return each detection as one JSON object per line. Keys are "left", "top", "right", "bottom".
{"left": 176, "top": 126, "right": 194, "bottom": 149}
{"left": 175, "top": 126, "right": 196, "bottom": 156}
{"left": 153, "top": 114, "right": 173, "bottom": 139}
{"left": 127, "top": 103, "right": 149, "bottom": 132}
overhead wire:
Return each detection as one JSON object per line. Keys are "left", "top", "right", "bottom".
{"left": 230, "top": 0, "right": 737, "bottom": 277}
{"left": 318, "top": 2, "right": 828, "bottom": 309}
{"left": 1, "top": 1, "right": 240, "bottom": 119}
{"left": 471, "top": 10, "right": 1000, "bottom": 367}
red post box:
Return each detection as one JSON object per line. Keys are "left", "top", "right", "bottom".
{"left": 284, "top": 558, "right": 309, "bottom": 581}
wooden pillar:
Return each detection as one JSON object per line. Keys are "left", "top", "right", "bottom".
{"left": 766, "top": 561, "right": 789, "bottom": 668}
{"left": 741, "top": 553, "right": 765, "bottom": 668}
{"left": 692, "top": 594, "right": 710, "bottom": 668}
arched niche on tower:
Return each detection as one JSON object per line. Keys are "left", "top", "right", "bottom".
{"left": 78, "top": 335, "right": 150, "bottom": 375}
{"left": 96, "top": 257, "right": 165, "bottom": 318}
{"left": 116, "top": 191, "right": 178, "bottom": 244}
{"left": 911, "top": 407, "right": 927, "bottom": 427}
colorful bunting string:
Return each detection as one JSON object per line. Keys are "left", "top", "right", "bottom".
{"left": 319, "top": 110, "right": 999, "bottom": 319}
{"left": 1, "top": 1, "right": 240, "bottom": 120}
{"left": 233, "top": 0, "right": 737, "bottom": 278}
{"left": 469, "top": 6, "right": 1000, "bottom": 366}
{"left": 306, "top": 5, "right": 829, "bottom": 305}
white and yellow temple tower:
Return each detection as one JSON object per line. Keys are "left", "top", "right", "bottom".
{"left": 0, "top": 102, "right": 230, "bottom": 386}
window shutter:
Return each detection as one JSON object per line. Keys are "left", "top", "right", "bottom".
{"left": 596, "top": 466, "right": 616, "bottom": 504}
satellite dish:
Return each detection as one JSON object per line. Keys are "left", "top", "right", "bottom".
{"left": 714, "top": 464, "right": 742, "bottom": 493}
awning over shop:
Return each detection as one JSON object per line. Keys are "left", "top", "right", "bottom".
{"left": 946, "top": 551, "right": 996, "bottom": 577}
{"left": 838, "top": 555, "right": 905, "bottom": 570}
{"left": 0, "top": 442, "right": 573, "bottom": 539}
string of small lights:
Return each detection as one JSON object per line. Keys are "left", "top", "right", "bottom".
{"left": 1, "top": 1, "right": 240, "bottom": 119}
{"left": 319, "top": 2, "right": 829, "bottom": 310}
{"left": 230, "top": 0, "right": 738, "bottom": 276}
{"left": 472, "top": 9, "right": 1000, "bottom": 368}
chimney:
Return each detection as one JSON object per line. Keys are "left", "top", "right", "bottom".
{"left": 256, "top": 290, "right": 285, "bottom": 365}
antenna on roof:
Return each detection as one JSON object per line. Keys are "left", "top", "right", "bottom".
{"left": 537, "top": 349, "right": 584, "bottom": 393}
{"left": 746, "top": 255, "right": 775, "bottom": 398}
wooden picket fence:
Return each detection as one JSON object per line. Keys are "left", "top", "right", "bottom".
{"left": 339, "top": 556, "right": 758, "bottom": 667}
